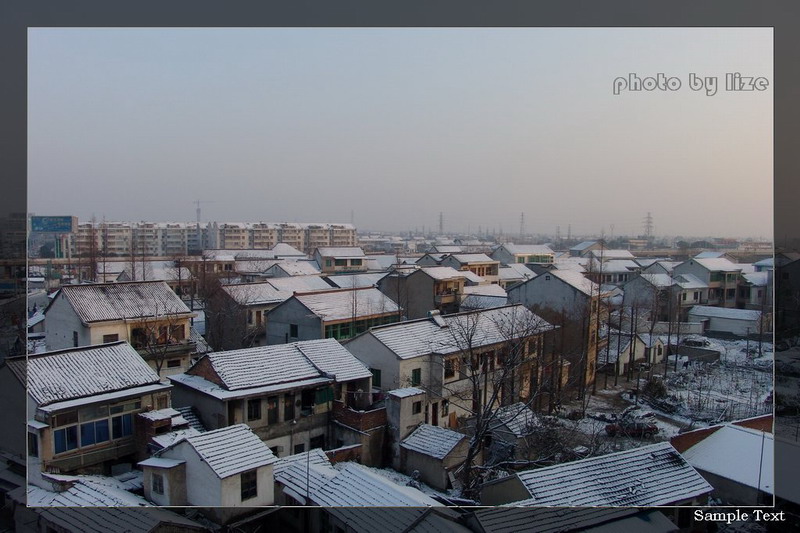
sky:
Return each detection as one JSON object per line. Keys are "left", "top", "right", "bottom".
{"left": 28, "top": 28, "right": 773, "bottom": 239}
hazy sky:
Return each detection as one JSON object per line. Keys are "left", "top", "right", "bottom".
{"left": 28, "top": 28, "right": 773, "bottom": 239}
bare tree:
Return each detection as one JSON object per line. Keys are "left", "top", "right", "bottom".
{"left": 130, "top": 299, "right": 191, "bottom": 378}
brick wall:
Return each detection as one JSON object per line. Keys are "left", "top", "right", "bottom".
{"left": 187, "top": 355, "right": 224, "bottom": 386}
{"left": 732, "top": 414, "right": 773, "bottom": 433}
{"left": 326, "top": 444, "right": 363, "bottom": 464}
{"left": 670, "top": 426, "right": 723, "bottom": 453}
{"left": 332, "top": 401, "right": 386, "bottom": 432}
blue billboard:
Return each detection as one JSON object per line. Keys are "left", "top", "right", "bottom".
{"left": 30, "top": 216, "right": 76, "bottom": 233}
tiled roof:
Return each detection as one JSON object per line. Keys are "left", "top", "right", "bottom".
{"left": 366, "top": 305, "right": 553, "bottom": 360}
{"left": 473, "top": 507, "right": 638, "bottom": 533}
{"left": 174, "top": 406, "right": 207, "bottom": 432}
{"left": 293, "top": 288, "right": 400, "bottom": 321}
{"left": 688, "top": 306, "right": 761, "bottom": 321}
{"left": 417, "top": 266, "right": 466, "bottom": 281}
{"left": 267, "top": 275, "right": 332, "bottom": 293}
{"left": 636, "top": 273, "right": 674, "bottom": 289}
{"left": 310, "top": 463, "right": 442, "bottom": 507}
{"left": 491, "top": 402, "right": 538, "bottom": 437}
{"left": 499, "top": 264, "right": 536, "bottom": 280}
{"left": 222, "top": 282, "right": 291, "bottom": 306}
{"left": 160, "top": 424, "right": 276, "bottom": 479}
{"left": 401, "top": 424, "right": 466, "bottom": 460}
{"left": 270, "top": 261, "right": 321, "bottom": 276}
{"left": 8, "top": 342, "right": 161, "bottom": 407}
{"left": 447, "top": 253, "right": 497, "bottom": 264}
{"left": 326, "top": 273, "right": 389, "bottom": 289}
{"left": 743, "top": 272, "right": 769, "bottom": 286}
{"left": 274, "top": 448, "right": 333, "bottom": 478}
{"left": 275, "top": 461, "right": 338, "bottom": 503}
{"left": 570, "top": 241, "right": 597, "bottom": 251}
{"left": 548, "top": 269, "right": 598, "bottom": 296}
{"left": 461, "top": 284, "right": 507, "bottom": 298}
{"left": 315, "top": 246, "right": 366, "bottom": 258}
{"left": 501, "top": 244, "right": 554, "bottom": 256}
{"left": 673, "top": 273, "right": 708, "bottom": 290}
{"left": 51, "top": 281, "right": 192, "bottom": 323}
{"left": 189, "top": 338, "right": 368, "bottom": 390}
{"left": 689, "top": 257, "right": 742, "bottom": 272}
{"left": 590, "top": 249, "right": 635, "bottom": 260}
{"left": 512, "top": 442, "right": 712, "bottom": 506}
{"left": 328, "top": 508, "right": 471, "bottom": 533}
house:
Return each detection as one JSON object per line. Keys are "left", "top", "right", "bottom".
{"left": 491, "top": 244, "right": 555, "bottom": 267}
{"left": 507, "top": 269, "right": 604, "bottom": 392}
{"left": 597, "top": 333, "right": 665, "bottom": 377}
{"left": 43, "top": 281, "right": 197, "bottom": 378}
{"left": 497, "top": 264, "right": 536, "bottom": 289}
{"left": 385, "top": 387, "right": 429, "bottom": 468}
{"left": 738, "top": 271, "right": 772, "bottom": 311}
{"left": 480, "top": 441, "right": 712, "bottom": 506}
{"left": 687, "top": 305, "right": 767, "bottom": 337}
{"left": 117, "top": 260, "right": 196, "bottom": 300}
{"left": 586, "top": 259, "right": 640, "bottom": 286}
{"left": 569, "top": 240, "right": 603, "bottom": 257}
{"left": 265, "top": 287, "right": 401, "bottom": 344}
{"left": 207, "top": 282, "right": 292, "bottom": 349}
{"left": 139, "top": 424, "right": 277, "bottom": 521}
{"left": 673, "top": 257, "right": 742, "bottom": 308}
{"left": 3, "top": 341, "right": 172, "bottom": 475}
{"left": 486, "top": 402, "right": 539, "bottom": 465}
{"left": 641, "top": 260, "right": 680, "bottom": 276}
{"left": 440, "top": 254, "right": 500, "bottom": 284}
{"left": 344, "top": 305, "right": 555, "bottom": 429}
{"left": 588, "top": 249, "right": 635, "bottom": 261}
{"left": 326, "top": 272, "right": 389, "bottom": 289}
{"left": 671, "top": 417, "right": 773, "bottom": 505}
{"left": 460, "top": 284, "right": 508, "bottom": 311}
{"left": 313, "top": 246, "right": 368, "bottom": 274}
{"left": 400, "top": 423, "right": 468, "bottom": 491}
{"left": 378, "top": 267, "right": 467, "bottom": 319}
{"left": 167, "top": 338, "right": 373, "bottom": 459}
{"left": 623, "top": 273, "right": 708, "bottom": 323}
{"left": 263, "top": 260, "right": 321, "bottom": 278}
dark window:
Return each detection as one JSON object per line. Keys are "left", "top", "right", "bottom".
{"left": 270, "top": 446, "right": 280, "bottom": 456}
{"left": 350, "top": 259, "right": 362, "bottom": 266}
{"left": 444, "top": 359, "right": 455, "bottom": 379}
{"left": 412, "top": 401, "right": 422, "bottom": 415}
{"left": 411, "top": 368, "right": 421, "bottom": 386}
{"left": 284, "top": 394, "right": 295, "bottom": 421}
{"left": 310, "top": 434, "right": 325, "bottom": 449}
{"left": 294, "top": 443, "right": 305, "bottom": 454}
{"left": 152, "top": 473, "right": 164, "bottom": 495}
{"left": 314, "top": 387, "right": 334, "bottom": 405}
{"left": 325, "top": 259, "right": 332, "bottom": 267}
{"left": 170, "top": 325, "right": 185, "bottom": 341}
{"left": 248, "top": 399, "right": 261, "bottom": 421}
{"left": 102, "top": 334, "right": 119, "bottom": 343}
{"left": 167, "top": 359, "right": 181, "bottom": 368}
{"left": 370, "top": 368, "right": 381, "bottom": 387}
{"left": 54, "top": 426, "right": 78, "bottom": 454}
{"left": 545, "top": 275, "right": 550, "bottom": 281}
{"left": 73, "top": 331, "right": 79, "bottom": 347}
{"left": 682, "top": 292, "right": 687, "bottom": 301}
{"left": 112, "top": 413, "right": 133, "bottom": 439}
{"left": 289, "top": 324, "right": 299, "bottom": 338}
{"left": 335, "top": 259, "right": 347, "bottom": 266}
{"left": 240, "top": 470, "right": 258, "bottom": 501}
{"left": 28, "top": 433, "right": 38, "bottom": 457}
{"left": 441, "top": 400, "right": 449, "bottom": 416}
{"left": 267, "top": 396, "right": 278, "bottom": 424}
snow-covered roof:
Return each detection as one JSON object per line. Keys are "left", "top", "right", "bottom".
{"left": 401, "top": 424, "right": 466, "bottom": 460}
{"left": 387, "top": 387, "right": 426, "bottom": 398}
{"left": 49, "top": 281, "right": 192, "bottom": 323}
{"left": 274, "top": 448, "right": 333, "bottom": 478}
{"left": 157, "top": 424, "right": 276, "bottom": 479}
{"left": 310, "top": 462, "right": 442, "bottom": 507}
{"left": 275, "top": 461, "right": 338, "bottom": 503}
{"left": 364, "top": 305, "right": 553, "bottom": 360}
{"left": 753, "top": 257, "right": 774, "bottom": 268}
{"left": 460, "top": 271, "right": 485, "bottom": 284}
{"left": 326, "top": 273, "right": 389, "bottom": 289}
{"left": 601, "top": 260, "right": 640, "bottom": 273}
{"left": 417, "top": 266, "right": 467, "bottom": 281}
{"left": 27, "top": 311, "right": 45, "bottom": 328}
{"left": 689, "top": 257, "right": 742, "bottom": 272}
{"left": 511, "top": 442, "right": 712, "bottom": 506}
{"left": 682, "top": 425, "right": 773, "bottom": 493}
{"left": 547, "top": 269, "right": 599, "bottom": 296}
{"left": 174, "top": 406, "right": 206, "bottom": 432}
{"left": 222, "top": 282, "right": 291, "bottom": 306}
{"left": 328, "top": 508, "right": 471, "bottom": 533}
{"left": 186, "top": 338, "right": 369, "bottom": 391}
{"left": 446, "top": 253, "right": 497, "bottom": 264}
{"left": 499, "top": 244, "right": 554, "bottom": 256}
{"left": 688, "top": 306, "right": 761, "bottom": 321}
{"left": 694, "top": 251, "right": 726, "bottom": 259}
{"left": 26, "top": 476, "right": 151, "bottom": 507}
{"left": 169, "top": 373, "right": 331, "bottom": 400}
{"left": 637, "top": 273, "right": 674, "bottom": 289}
{"left": 138, "top": 457, "right": 186, "bottom": 469}
{"left": 150, "top": 428, "right": 201, "bottom": 450}
{"left": 138, "top": 407, "right": 180, "bottom": 421}
{"left": 460, "top": 294, "right": 508, "bottom": 311}
{"left": 268, "top": 275, "right": 332, "bottom": 293}
{"left": 461, "top": 284, "right": 507, "bottom": 298}
{"left": 293, "top": 288, "right": 400, "bottom": 321}
{"left": 502, "top": 263, "right": 536, "bottom": 279}
{"left": 270, "top": 242, "right": 307, "bottom": 257}
{"left": 7, "top": 342, "right": 162, "bottom": 407}
{"left": 269, "top": 261, "right": 321, "bottom": 276}
{"left": 742, "top": 272, "right": 769, "bottom": 286}
{"left": 673, "top": 273, "right": 708, "bottom": 290}
{"left": 552, "top": 257, "right": 588, "bottom": 272}
{"left": 430, "top": 245, "right": 463, "bottom": 253}
{"left": 491, "top": 402, "right": 538, "bottom": 437}
{"left": 598, "top": 334, "right": 633, "bottom": 365}
{"left": 590, "top": 249, "right": 635, "bottom": 260}
{"left": 315, "top": 246, "right": 366, "bottom": 258}
{"left": 570, "top": 241, "right": 598, "bottom": 252}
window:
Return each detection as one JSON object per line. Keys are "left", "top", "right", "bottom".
{"left": 545, "top": 275, "right": 550, "bottom": 281}
{"left": 284, "top": 393, "right": 295, "bottom": 421}
{"left": 294, "top": 443, "right": 305, "bottom": 454}
{"left": 335, "top": 259, "right": 347, "bottom": 266}
{"left": 54, "top": 426, "right": 78, "bottom": 454}
{"left": 310, "top": 435, "right": 325, "bottom": 449}
{"left": 267, "top": 396, "right": 278, "bottom": 424}
{"left": 444, "top": 359, "right": 455, "bottom": 379}
{"left": 248, "top": 399, "right": 262, "bottom": 421}
{"left": 102, "top": 334, "right": 119, "bottom": 343}
{"left": 167, "top": 358, "right": 181, "bottom": 369}
{"left": 412, "top": 401, "right": 422, "bottom": 415}
{"left": 441, "top": 400, "right": 449, "bottom": 416}
{"left": 28, "top": 433, "right": 38, "bottom": 457}
{"left": 152, "top": 473, "right": 164, "bottom": 495}
{"left": 682, "top": 292, "right": 687, "bottom": 301}
{"left": 80, "top": 419, "right": 110, "bottom": 447}
{"left": 411, "top": 368, "right": 421, "bottom": 386}
{"left": 157, "top": 395, "right": 168, "bottom": 410}
{"left": 350, "top": 259, "right": 362, "bottom": 266}
{"left": 370, "top": 368, "right": 381, "bottom": 388}
{"left": 112, "top": 413, "right": 133, "bottom": 439}
{"left": 289, "top": 324, "right": 299, "bottom": 338}
{"left": 240, "top": 470, "right": 258, "bottom": 501}
{"left": 73, "top": 331, "right": 79, "bottom": 347}
{"left": 314, "top": 387, "right": 334, "bottom": 405}
{"left": 325, "top": 259, "right": 332, "bottom": 267}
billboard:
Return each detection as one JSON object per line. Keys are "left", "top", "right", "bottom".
{"left": 30, "top": 216, "right": 76, "bottom": 233}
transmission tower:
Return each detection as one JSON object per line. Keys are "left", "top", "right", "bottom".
{"left": 643, "top": 212, "right": 654, "bottom": 240}
{"left": 439, "top": 212, "right": 444, "bottom": 235}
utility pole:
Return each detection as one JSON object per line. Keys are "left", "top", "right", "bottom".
{"left": 439, "top": 212, "right": 444, "bottom": 235}
{"left": 519, "top": 212, "right": 525, "bottom": 240}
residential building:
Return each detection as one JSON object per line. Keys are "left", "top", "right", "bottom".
{"left": 480, "top": 441, "right": 712, "bottom": 506}
{"left": 569, "top": 240, "right": 603, "bottom": 257}
{"left": 738, "top": 271, "right": 772, "bottom": 311}
{"left": 440, "top": 253, "right": 500, "bottom": 284}
{"left": 139, "top": 424, "right": 277, "bottom": 522}
{"left": 673, "top": 257, "right": 743, "bottom": 308}
{"left": 313, "top": 246, "right": 367, "bottom": 274}
{"left": 497, "top": 263, "right": 536, "bottom": 290}
{"left": 687, "top": 306, "right": 767, "bottom": 337}
{"left": 3, "top": 342, "right": 171, "bottom": 475}
{"left": 168, "top": 339, "right": 373, "bottom": 459}
{"left": 207, "top": 282, "right": 292, "bottom": 349}
{"left": 344, "top": 305, "right": 555, "bottom": 429}
{"left": 400, "top": 423, "right": 468, "bottom": 491}
{"left": 265, "top": 287, "right": 400, "bottom": 344}
{"left": 377, "top": 266, "right": 467, "bottom": 319}
{"left": 490, "top": 244, "right": 555, "bottom": 266}
{"left": 598, "top": 333, "right": 665, "bottom": 378}
{"left": 44, "top": 281, "right": 197, "bottom": 378}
